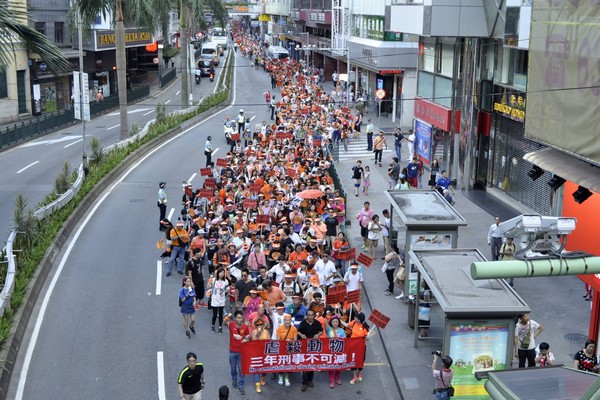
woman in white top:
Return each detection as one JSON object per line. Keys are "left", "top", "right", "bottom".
{"left": 210, "top": 267, "right": 230, "bottom": 334}
{"left": 367, "top": 214, "right": 383, "bottom": 258}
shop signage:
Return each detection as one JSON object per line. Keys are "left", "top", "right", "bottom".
{"left": 353, "top": 15, "right": 384, "bottom": 41}
{"left": 493, "top": 91, "right": 526, "bottom": 123}
{"left": 380, "top": 69, "right": 402, "bottom": 75}
{"left": 258, "top": 14, "right": 271, "bottom": 22}
{"left": 414, "top": 98, "right": 460, "bottom": 132}
{"left": 96, "top": 29, "right": 153, "bottom": 50}
{"left": 309, "top": 13, "right": 326, "bottom": 23}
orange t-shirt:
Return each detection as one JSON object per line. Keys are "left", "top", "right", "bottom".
{"left": 276, "top": 324, "right": 298, "bottom": 340}
{"left": 349, "top": 320, "right": 369, "bottom": 338}
{"left": 289, "top": 250, "right": 309, "bottom": 264}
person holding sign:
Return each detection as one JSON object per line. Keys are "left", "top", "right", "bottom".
{"left": 341, "top": 312, "right": 369, "bottom": 384}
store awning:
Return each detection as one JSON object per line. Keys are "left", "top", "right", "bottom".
{"left": 523, "top": 148, "right": 600, "bottom": 193}
{"left": 347, "top": 37, "right": 417, "bottom": 72}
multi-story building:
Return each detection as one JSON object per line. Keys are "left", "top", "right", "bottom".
{"left": 0, "top": 0, "right": 33, "bottom": 123}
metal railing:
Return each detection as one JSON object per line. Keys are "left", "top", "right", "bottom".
{"left": 160, "top": 67, "right": 176, "bottom": 88}
{"left": 0, "top": 85, "right": 150, "bottom": 150}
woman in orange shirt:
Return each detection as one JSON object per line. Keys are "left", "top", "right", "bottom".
{"left": 342, "top": 312, "right": 370, "bottom": 384}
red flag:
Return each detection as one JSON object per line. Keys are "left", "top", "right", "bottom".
{"left": 216, "top": 158, "right": 228, "bottom": 167}
{"left": 368, "top": 309, "right": 391, "bottom": 329}
{"left": 326, "top": 284, "right": 347, "bottom": 305}
{"left": 346, "top": 289, "right": 360, "bottom": 304}
{"left": 357, "top": 253, "right": 373, "bottom": 267}
{"left": 257, "top": 215, "right": 270, "bottom": 225}
{"left": 199, "top": 168, "right": 211, "bottom": 176}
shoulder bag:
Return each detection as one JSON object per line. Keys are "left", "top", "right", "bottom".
{"left": 440, "top": 369, "right": 455, "bottom": 397}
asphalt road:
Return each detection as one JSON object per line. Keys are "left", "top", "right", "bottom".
{"left": 8, "top": 52, "right": 401, "bottom": 400}
{"left": 0, "top": 56, "right": 225, "bottom": 242}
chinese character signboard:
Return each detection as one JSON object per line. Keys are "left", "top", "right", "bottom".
{"left": 241, "top": 338, "right": 366, "bottom": 374}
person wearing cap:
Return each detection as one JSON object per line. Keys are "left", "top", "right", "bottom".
{"left": 344, "top": 263, "right": 363, "bottom": 292}
{"left": 275, "top": 313, "right": 298, "bottom": 387}
{"left": 250, "top": 317, "right": 270, "bottom": 393}
{"left": 158, "top": 182, "right": 168, "bottom": 231}
{"left": 168, "top": 221, "right": 190, "bottom": 276}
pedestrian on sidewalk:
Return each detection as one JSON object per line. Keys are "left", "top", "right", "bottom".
{"left": 407, "top": 129, "right": 415, "bottom": 159}
{"left": 365, "top": 119, "right": 374, "bottom": 151}
{"left": 373, "top": 131, "right": 387, "bottom": 167}
{"left": 573, "top": 339, "right": 598, "bottom": 372}
{"left": 487, "top": 216, "right": 503, "bottom": 261}
{"left": 388, "top": 157, "right": 400, "bottom": 189}
{"left": 356, "top": 202, "right": 374, "bottom": 251}
{"left": 436, "top": 170, "right": 455, "bottom": 195}
{"left": 178, "top": 352, "right": 204, "bottom": 400}
{"left": 431, "top": 352, "right": 453, "bottom": 400}
{"left": 383, "top": 245, "right": 403, "bottom": 296}
{"left": 351, "top": 160, "right": 364, "bottom": 197}
{"left": 382, "top": 209, "right": 391, "bottom": 255}
{"left": 428, "top": 159, "right": 441, "bottom": 189}
{"left": 499, "top": 237, "right": 516, "bottom": 286}
{"left": 535, "top": 342, "right": 554, "bottom": 366}
{"left": 362, "top": 166, "right": 371, "bottom": 195}
{"left": 393, "top": 128, "right": 405, "bottom": 161}
{"left": 406, "top": 157, "right": 420, "bottom": 188}
{"left": 179, "top": 277, "right": 197, "bottom": 338}
{"left": 354, "top": 112, "right": 363, "bottom": 139}
{"left": 514, "top": 313, "right": 544, "bottom": 368}
{"left": 367, "top": 214, "right": 383, "bottom": 259}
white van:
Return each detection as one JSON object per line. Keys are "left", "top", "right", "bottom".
{"left": 212, "top": 27, "right": 228, "bottom": 49}
{"left": 266, "top": 46, "right": 289, "bottom": 60}
{"left": 201, "top": 42, "right": 220, "bottom": 66}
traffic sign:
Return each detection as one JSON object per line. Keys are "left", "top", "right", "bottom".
{"left": 375, "top": 89, "right": 386, "bottom": 99}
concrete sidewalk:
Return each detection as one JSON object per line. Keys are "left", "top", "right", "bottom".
{"left": 335, "top": 133, "right": 589, "bottom": 398}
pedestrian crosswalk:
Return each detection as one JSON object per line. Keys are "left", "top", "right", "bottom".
{"left": 335, "top": 135, "right": 393, "bottom": 161}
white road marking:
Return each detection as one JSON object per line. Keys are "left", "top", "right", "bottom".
{"left": 20, "top": 135, "right": 81, "bottom": 147}
{"left": 165, "top": 99, "right": 172, "bottom": 105}
{"left": 15, "top": 49, "right": 240, "bottom": 400}
{"left": 176, "top": 90, "right": 181, "bottom": 96}
{"left": 249, "top": 116, "right": 256, "bottom": 122}
{"left": 156, "top": 260, "right": 162, "bottom": 295}
{"left": 188, "top": 173, "right": 197, "bottom": 183}
{"left": 212, "top": 147, "right": 219, "bottom": 156}
{"left": 107, "top": 124, "right": 120, "bottom": 131}
{"left": 143, "top": 110, "right": 154, "bottom": 116}
{"left": 157, "top": 351, "right": 166, "bottom": 400}
{"left": 107, "top": 108, "right": 151, "bottom": 116}
{"left": 167, "top": 208, "right": 175, "bottom": 221}
{"left": 63, "top": 138, "right": 83, "bottom": 148}
{"left": 16, "top": 161, "right": 39, "bottom": 174}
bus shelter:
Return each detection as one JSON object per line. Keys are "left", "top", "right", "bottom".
{"left": 384, "top": 190, "right": 467, "bottom": 295}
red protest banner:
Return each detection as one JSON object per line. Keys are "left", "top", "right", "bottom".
{"left": 250, "top": 183, "right": 262, "bottom": 193}
{"left": 346, "top": 289, "right": 360, "bottom": 304}
{"left": 230, "top": 133, "right": 240, "bottom": 141}
{"left": 199, "top": 188, "right": 214, "bottom": 199}
{"left": 286, "top": 168, "right": 296, "bottom": 178}
{"left": 357, "top": 253, "right": 373, "bottom": 267}
{"left": 326, "top": 284, "right": 347, "bottom": 305}
{"left": 368, "top": 309, "right": 391, "bottom": 329}
{"left": 244, "top": 199, "right": 257, "bottom": 209}
{"left": 276, "top": 132, "right": 290, "bottom": 140}
{"left": 257, "top": 215, "right": 271, "bottom": 225}
{"left": 199, "top": 168, "right": 211, "bottom": 176}
{"left": 342, "top": 248, "right": 356, "bottom": 261}
{"left": 204, "top": 178, "right": 216, "bottom": 188}
{"left": 241, "top": 338, "right": 365, "bottom": 374}
{"left": 216, "top": 158, "right": 228, "bottom": 167}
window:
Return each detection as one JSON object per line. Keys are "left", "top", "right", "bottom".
{"left": 55, "top": 22, "right": 64, "bottom": 44}
{"left": 0, "top": 71, "right": 7, "bottom": 98}
{"left": 421, "top": 40, "right": 435, "bottom": 73}
{"left": 35, "top": 22, "right": 46, "bottom": 36}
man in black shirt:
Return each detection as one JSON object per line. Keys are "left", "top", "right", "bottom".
{"left": 298, "top": 311, "right": 323, "bottom": 391}
{"left": 324, "top": 211, "right": 339, "bottom": 247}
{"left": 178, "top": 352, "right": 204, "bottom": 400}
{"left": 186, "top": 248, "right": 205, "bottom": 306}
{"left": 234, "top": 268, "right": 257, "bottom": 308}
{"left": 351, "top": 160, "right": 364, "bottom": 197}
{"left": 393, "top": 128, "right": 405, "bottom": 161}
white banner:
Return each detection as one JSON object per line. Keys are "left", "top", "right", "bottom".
{"left": 73, "top": 71, "right": 81, "bottom": 120}
{"left": 81, "top": 72, "right": 90, "bottom": 122}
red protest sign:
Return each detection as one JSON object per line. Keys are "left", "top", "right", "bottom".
{"left": 357, "top": 253, "right": 373, "bottom": 267}
{"left": 250, "top": 183, "right": 262, "bottom": 193}
{"left": 199, "top": 168, "right": 211, "bottom": 176}
{"left": 286, "top": 168, "right": 296, "bottom": 178}
{"left": 346, "top": 289, "right": 361, "bottom": 304}
{"left": 313, "top": 139, "right": 322, "bottom": 147}
{"left": 241, "top": 338, "right": 365, "bottom": 374}
{"left": 368, "top": 309, "right": 391, "bottom": 329}
{"left": 216, "top": 158, "right": 228, "bottom": 167}
{"left": 343, "top": 248, "right": 356, "bottom": 261}
{"left": 204, "top": 178, "right": 216, "bottom": 188}
{"left": 244, "top": 199, "right": 257, "bottom": 209}
{"left": 230, "top": 133, "right": 240, "bottom": 141}
{"left": 276, "top": 132, "right": 289, "bottom": 140}
{"left": 199, "top": 188, "right": 213, "bottom": 199}
{"left": 326, "top": 284, "right": 347, "bottom": 305}
{"left": 257, "top": 215, "right": 271, "bottom": 225}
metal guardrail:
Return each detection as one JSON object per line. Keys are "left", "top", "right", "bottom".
{"left": 0, "top": 85, "right": 151, "bottom": 150}
{"left": 160, "top": 68, "right": 176, "bottom": 88}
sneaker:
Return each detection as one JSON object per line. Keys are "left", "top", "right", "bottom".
{"left": 350, "top": 378, "right": 356, "bottom": 385}
{"left": 307, "top": 381, "right": 314, "bottom": 388}
{"left": 385, "top": 291, "right": 392, "bottom": 296}
{"left": 255, "top": 382, "right": 261, "bottom": 393}
{"left": 189, "top": 325, "right": 196, "bottom": 335}
{"left": 211, "top": 326, "right": 215, "bottom": 333}
{"left": 219, "top": 327, "right": 223, "bottom": 334}
{"left": 330, "top": 381, "right": 334, "bottom": 388}
{"left": 177, "top": 270, "right": 184, "bottom": 275}
{"left": 199, "top": 301, "right": 208, "bottom": 307}
{"left": 260, "top": 376, "right": 266, "bottom": 386}
{"left": 357, "top": 372, "right": 363, "bottom": 382}
{"left": 284, "top": 378, "right": 290, "bottom": 387}
{"left": 301, "top": 384, "right": 308, "bottom": 392}
{"left": 336, "top": 379, "right": 342, "bottom": 385}
{"left": 166, "top": 272, "right": 171, "bottom": 277}
{"left": 395, "top": 294, "right": 405, "bottom": 300}
{"left": 185, "top": 330, "right": 191, "bottom": 338}
{"left": 232, "top": 380, "right": 237, "bottom": 388}
{"left": 278, "top": 376, "right": 284, "bottom": 386}
{"left": 239, "top": 387, "right": 245, "bottom": 396}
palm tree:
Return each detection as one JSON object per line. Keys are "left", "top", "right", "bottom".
{"left": 0, "top": 1, "right": 70, "bottom": 75}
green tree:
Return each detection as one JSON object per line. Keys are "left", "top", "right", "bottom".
{"left": 0, "top": 1, "right": 70, "bottom": 75}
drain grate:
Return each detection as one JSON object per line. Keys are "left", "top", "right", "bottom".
{"left": 564, "top": 333, "right": 589, "bottom": 344}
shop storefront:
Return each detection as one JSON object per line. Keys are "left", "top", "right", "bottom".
{"left": 414, "top": 98, "right": 460, "bottom": 168}
{"left": 30, "top": 57, "right": 76, "bottom": 114}
{"left": 488, "top": 86, "right": 551, "bottom": 214}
